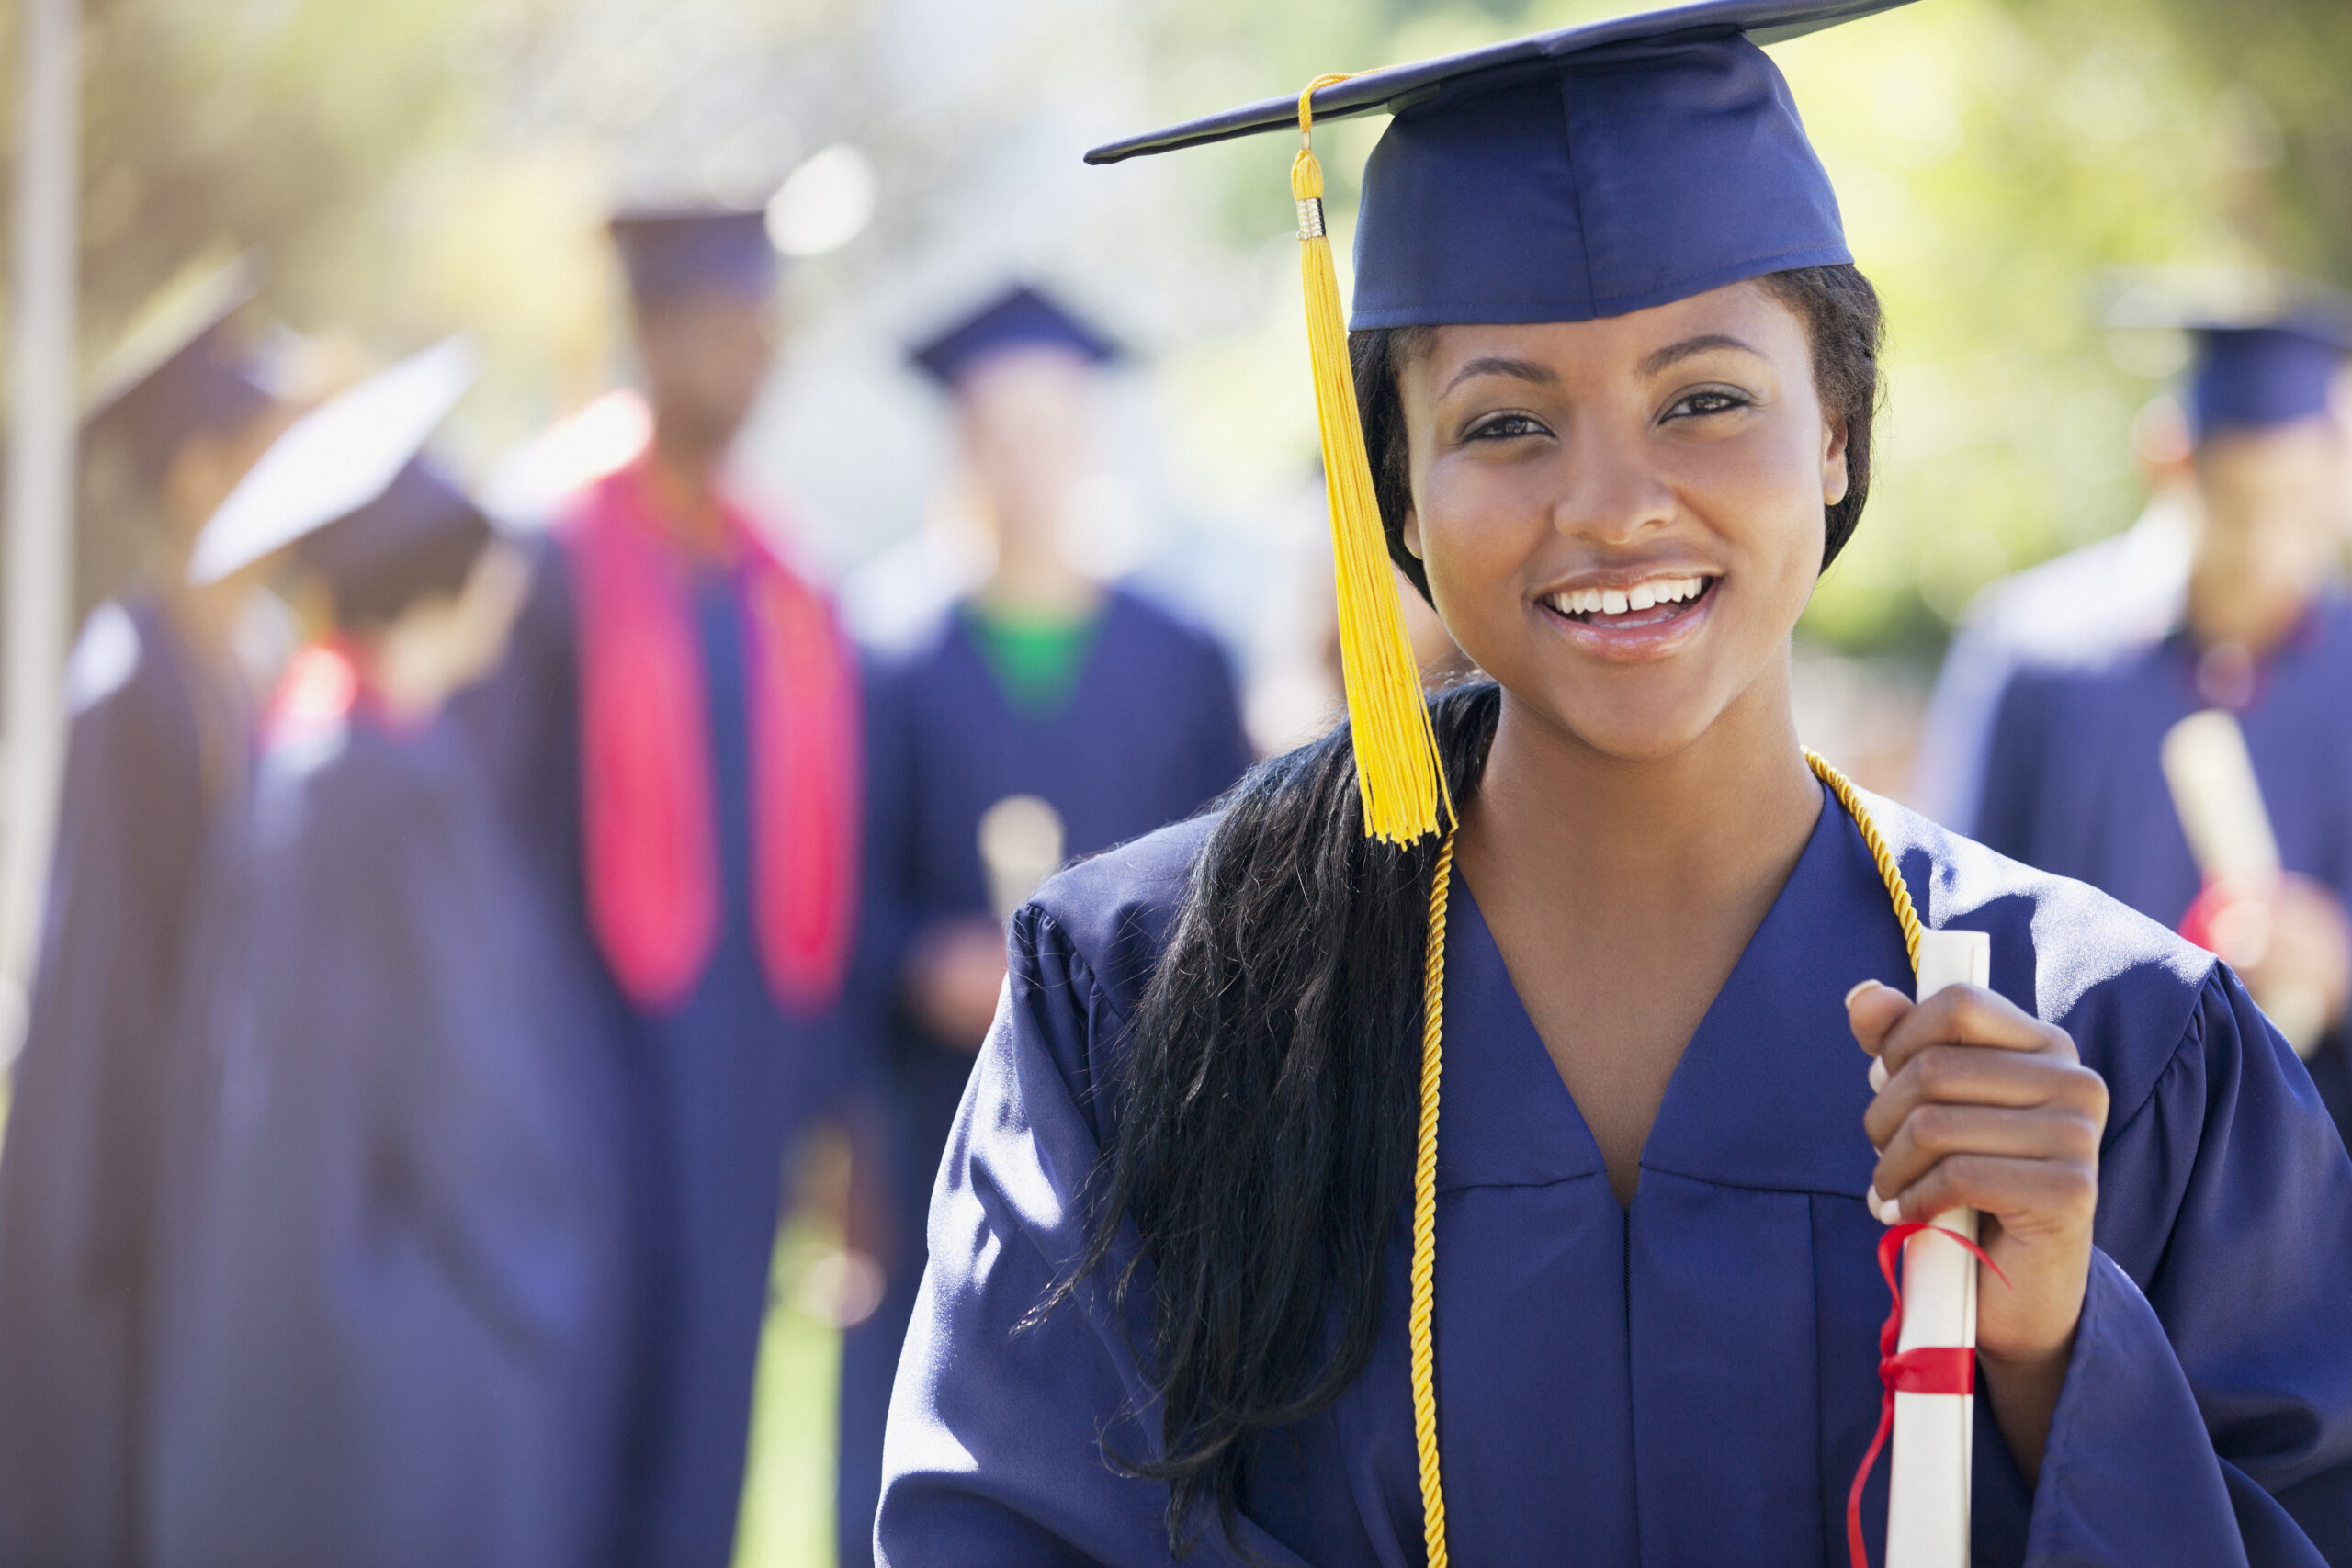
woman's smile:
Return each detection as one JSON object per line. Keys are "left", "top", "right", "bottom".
{"left": 1536, "top": 570, "right": 1721, "bottom": 661}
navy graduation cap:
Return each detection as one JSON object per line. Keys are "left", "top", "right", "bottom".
{"left": 2106, "top": 272, "right": 2352, "bottom": 442}
{"left": 84, "top": 256, "right": 275, "bottom": 480}
{"left": 297, "top": 455, "right": 492, "bottom": 628}
{"left": 190, "top": 336, "right": 480, "bottom": 590}
{"left": 1086, "top": 0, "right": 1915, "bottom": 846}
{"left": 1089, "top": 0, "right": 1916, "bottom": 328}
{"left": 910, "top": 283, "right": 1121, "bottom": 389}
{"left": 609, "top": 205, "right": 779, "bottom": 306}
{"left": 2188, "top": 322, "right": 2350, "bottom": 440}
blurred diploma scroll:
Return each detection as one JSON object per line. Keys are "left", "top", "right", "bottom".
{"left": 2161, "top": 709, "right": 2325, "bottom": 1054}
{"left": 978, "top": 795, "right": 1066, "bottom": 925}
{"left": 1887, "top": 928, "right": 1991, "bottom": 1568}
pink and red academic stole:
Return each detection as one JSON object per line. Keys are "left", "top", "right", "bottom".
{"left": 1845, "top": 1220, "right": 2005, "bottom": 1568}
{"left": 564, "top": 464, "right": 860, "bottom": 1015}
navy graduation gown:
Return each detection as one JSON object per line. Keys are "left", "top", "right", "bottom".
{"left": 142, "top": 696, "right": 630, "bottom": 1568}
{"left": 878, "top": 788, "right": 2352, "bottom": 1564}
{"left": 1976, "top": 599, "right": 2352, "bottom": 1136}
{"left": 839, "top": 588, "right": 1250, "bottom": 1564}
{"left": 450, "top": 539, "right": 854, "bottom": 1568}
{"left": 0, "top": 596, "right": 239, "bottom": 1563}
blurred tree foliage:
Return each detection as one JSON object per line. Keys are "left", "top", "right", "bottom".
{"left": 2142, "top": 0, "right": 2352, "bottom": 285}
{"left": 1, "top": 0, "right": 496, "bottom": 609}
{"left": 4, "top": 0, "right": 2351, "bottom": 649}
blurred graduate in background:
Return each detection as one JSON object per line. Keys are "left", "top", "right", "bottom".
{"left": 837, "top": 282, "right": 1252, "bottom": 1565}
{"left": 141, "top": 340, "right": 631, "bottom": 1568}
{"left": 1976, "top": 306, "right": 2352, "bottom": 1134}
{"left": 0, "top": 259, "right": 288, "bottom": 1564}
{"left": 452, "top": 205, "right": 862, "bottom": 1568}
{"left": 1911, "top": 392, "right": 2198, "bottom": 833}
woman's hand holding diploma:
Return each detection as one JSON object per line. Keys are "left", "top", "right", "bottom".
{"left": 1848, "top": 980, "right": 2110, "bottom": 1479}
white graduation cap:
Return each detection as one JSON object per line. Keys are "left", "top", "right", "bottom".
{"left": 188, "top": 335, "right": 480, "bottom": 586}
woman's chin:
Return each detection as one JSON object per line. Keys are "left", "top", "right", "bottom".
{"left": 1510, "top": 686, "right": 1724, "bottom": 765}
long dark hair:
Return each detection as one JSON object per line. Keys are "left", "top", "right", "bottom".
{"left": 1065, "top": 265, "right": 1883, "bottom": 1552}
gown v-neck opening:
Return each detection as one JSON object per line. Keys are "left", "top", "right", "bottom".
{"left": 1446, "top": 777, "right": 1858, "bottom": 1217}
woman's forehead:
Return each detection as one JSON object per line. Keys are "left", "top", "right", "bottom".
{"left": 1410, "top": 285, "right": 1805, "bottom": 380}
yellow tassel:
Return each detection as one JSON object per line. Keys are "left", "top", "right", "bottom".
{"left": 1292, "top": 76, "right": 1453, "bottom": 845}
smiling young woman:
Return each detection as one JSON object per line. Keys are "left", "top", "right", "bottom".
{"left": 870, "top": 5, "right": 2352, "bottom": 1565}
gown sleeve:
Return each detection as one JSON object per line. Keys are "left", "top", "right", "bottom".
{"left": 874, "top": 901, "right": 1307, "bottom": 1568}
{"left": 2027, "top": 963, "right": 2352, "bottom": 1564}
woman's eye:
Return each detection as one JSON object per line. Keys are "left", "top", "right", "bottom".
{"left": 1464, "top": 412, "right": 1550, "bottom": 442}
{"left": 1666, "top": 388, "right": 1751, "bottom": 421}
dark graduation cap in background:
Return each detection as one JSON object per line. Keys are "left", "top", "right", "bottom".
{"left": 2106, "top": 268, "right": 2352, "bottom": 442}
{"left": 190, "top": 337, "right": 490, "bottom": 627}
{"left": 84, "top": 255, "right": 277, "bottom": 481}
{"left": 909, "top": 283, "right": 1122, "bottom": 389}
{"left": 609, "top": 205, "right": 780, "bottom": 307}
{"left": 1087, "top": 0, "right": 1917, "bottom": 845}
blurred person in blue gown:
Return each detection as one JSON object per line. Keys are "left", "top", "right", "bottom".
{"left": 1977, "top": 311, "right": 2352, "bottom": 1137}
{"left": 0, "top": 260, "right": 288, "bottom": 1565}
{"left": 876, "top": 6, "right": 2352, "bottom": 1562}
{"left": 141, "top": 339, "right": 631, "bottom": 1568}
{"left": 1911, "top": 394, "right": 2198, "bottom": 833}
{"left": 450, "top": 206, "right": 862, "bottom": 1568}
{"left": 834, "top": 283, "right": 1252, "bottom": 1565}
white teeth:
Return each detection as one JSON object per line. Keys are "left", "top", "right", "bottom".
{"left": 1548, "top": 576, "right": 1711, "bottom": 618}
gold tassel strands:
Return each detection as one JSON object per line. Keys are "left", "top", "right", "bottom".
{"left": 1291, "top": 76, "right": 1452, "bottom": 846}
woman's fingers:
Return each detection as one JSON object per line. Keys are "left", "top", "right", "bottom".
{"left": 1871, "top": 1100, "right": 2105, "bottom": 1204}
{"left": 1856, "top": 983, "right": 2075, "bottom": 1081}
{"left": 1861, "top": 1042, "right": 2107, "bottom": 1148}
{"left": 1879, "top": 1151, "right": 2100, "bottom": 1235}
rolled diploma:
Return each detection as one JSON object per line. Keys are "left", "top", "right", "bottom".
{"left": 1885, "top": 928, "right": 1991, "bottom": 1568}
{"left": 2160, "top": 709, "right": 2280, "bottom": 888}
{"left": 978, "top": 794, "right": 1068, "bottom": 925}
{"left": 2158, "top": 710, "right": 2329, "bottom": 1052}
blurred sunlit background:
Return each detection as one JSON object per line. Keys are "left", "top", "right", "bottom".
{"left": 9, "top": 0, "right": 2352, "bottom": 1561}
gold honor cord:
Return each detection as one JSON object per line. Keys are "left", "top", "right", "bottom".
{"left": 1406, "top": 751, "right": 1922, "bottom": 1559}
{"left": 1292, "top": 77, "right": 1453, "bottom": 846}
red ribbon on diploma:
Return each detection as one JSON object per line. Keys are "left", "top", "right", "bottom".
{"left": 1845, "top": 1220, "right": 2008, "bottom": 1568}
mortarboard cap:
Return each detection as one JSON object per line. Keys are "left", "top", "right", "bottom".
{"left": 295, "top": 454, "right": 492, "bottom": 628}
{"left": 84, "top": 256, "right": 274, "bottom": 481}
{"left": 189, "top": 335, "right": 479, "bottom": 587}
{"left": 910, "top": 284, "right": 1122, "bottom": 389}
{"left": 609, "top": 206, "right": 780, "bottom": 307}
{"left": 1089, "top": 0, "right": 1914, "bottom": 329}
{"left": 2103, "top": 269, "right": 2352, "bottom": 443}
{"left": 1088, "top": 0, "right": 1914, "bottom": 844}
{"left": 2187, "top": 324, "right": 2350, "bottom": 441}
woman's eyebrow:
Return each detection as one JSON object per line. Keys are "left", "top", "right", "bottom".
{"left": 1639, "top": 333, "right": 1762, "bottom": 377}
{"left": 1439, "top": 355, "right": 1556, "bottom": 397}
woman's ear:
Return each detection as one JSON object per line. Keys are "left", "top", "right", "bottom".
{"left": 1401, "top": 507, "right": 1425, "bottom": 562}
{"left": 1821, "top": 415, "right": 1850, "bottom": 508}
